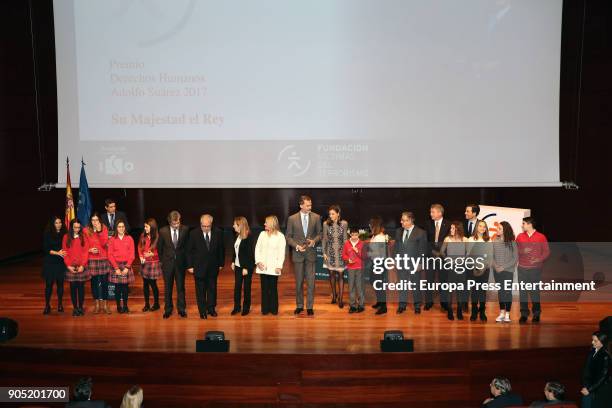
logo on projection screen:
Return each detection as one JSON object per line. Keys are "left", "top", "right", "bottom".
{"left": 99, "top": 154, "right": 134, "bottom": 176}
{"left": 277, "top": 145, "right": 311, "bottom": 177}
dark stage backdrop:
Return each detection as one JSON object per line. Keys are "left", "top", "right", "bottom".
{"left": 1, "top": 0, "right": 611, "bottom": 261}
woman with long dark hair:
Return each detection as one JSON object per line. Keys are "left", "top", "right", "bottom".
{"left": 84, "top": 212, "right": 113, "bottom": 314}
{"left": 441, "top": 221, "right": 468, "bottom": 321}
{"left": 138, "top": 218, "right": 161, "bottom": 312}
{"left": 322, "top": 205, "right": 348, "bottom": 308}
{"left": 467, "top": 220, "right": 493, "bottom": 322}
{"left": 368, "top": 216, "right": 389, "bottom": 315}
{"left": 62, "top": 219, "right": 90, "bottom": 316}
{"left": 581, "top": 331, "right": 612, "bottom": 408}
{"left": 108, "top": 220, "right": 135, "bottom": 313}
{"left": 492, "top": 221, "right": 518, "bottom": 323}
{"left": 42, "top": 216, "right": 66, "bottom": 314}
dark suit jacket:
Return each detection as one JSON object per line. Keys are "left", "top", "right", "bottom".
{"left": 100, "top": 210, "right": 130, "bottom": 233}
{"left": 394, "top": 226, "right": 428, "bottom": 272}
{"left": 582, "top": 348, "right": 612, "bottom": 393}
{"left": 426, "top": 218, "right": 451, "bottom": 254}
{"left": 158, "top": 224, "right": 190, "bottom": 272}
{"left": 233, "top": 233, "right": 256, "bottom": 271}
{"left": 482, "top": 392, "right": 523, "bottom": 408}
{"left": 187, "top": 227, "right": 225, "bottom": 277}
{"left": 463, "top": 218, "right": 480, "bottom": 238}
{"left": 285, "top": 211, "right": 322, "bottom": 262}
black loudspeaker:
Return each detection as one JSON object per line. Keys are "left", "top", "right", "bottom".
{"left": 600, "top": 316, "right": 612, "bottom": 336}
{"left": 0, "top": 318, "right": 18, "bottom": 342}
{"left": 380, "top": 330, "right": 414, "bottom": 352}
{"left": 196, "top": 331, "right": 230, "bottom": 352}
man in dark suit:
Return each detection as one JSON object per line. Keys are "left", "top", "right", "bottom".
{"left": 187, "top": 214, "right": 225, "bottom": 319}
{"left": 424, "top": 203, "right": 451, "bottom": 311}
{"left": 285, "top": 195, "right": 322, "bottom": 316}
{"left": 463, "top": 203, "right": 480, "bottom": 238}
{"left": 158, "top": 210, "right": 190, "bottom": 319}
{"left": 99, "top": 198, "right": 130, "bottom": 236}
{"left": 394, "top": 211, "right": 428, "bottom": 314}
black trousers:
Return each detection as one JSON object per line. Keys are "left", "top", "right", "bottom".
{"left": 143, "top": 278, "right": 159, "bottom": 306}
{"left": 368, "top": 260, "right": 388, "bottom": 303}
{"left": 468, "top": 269, "right": 487, "bottom": 306}
{"left": 195, "top": 269, "right": 219, "bottom": 315}
{"left": 90, "top": 274, "right": 108, "bottom": 300}
{"left": 163, "top": 263, "right": 186, "bottom": 314}
{"left": 494, "top": 270, "right": 513, "bottom": 311}
{"left": 397, "top": 268, "right": 421, "bottom": 307}
{"left": 425, "top": 258, "right": 448, "bottom": 305}
{"left": 260, "top": 274, "right": 278, "bottom": 314}
{"left": 447, "top": 267, "right": 467, "bottom": 307}
{"left": 115, "top": 283, "right": 129, "bottom": 307}
{"left": 69, "top": 281, "right": 84, "bottom": 309}
{"left": 233, "top": 266, "right": 252, "bottom": 311}
{"left": 518, "top": 267, "right": 541, "bottom": 317}
{"left": 44, "top": 276, "right": 64, "bottom": 305}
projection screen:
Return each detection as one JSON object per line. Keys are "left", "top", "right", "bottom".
{"left": 54, "top": 0, "right": 563, "bottom": 187}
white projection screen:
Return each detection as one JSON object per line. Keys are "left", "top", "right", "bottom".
{"left": 54, "top": 0, "right": 563, "bottom": 188}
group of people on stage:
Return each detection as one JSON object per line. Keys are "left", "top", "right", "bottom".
{"left": 42, "top": 196, "right": 550, "bottom": 323}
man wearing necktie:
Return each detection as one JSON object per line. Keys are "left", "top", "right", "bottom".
{"left": 157, "top": 210, "right": 190, "bottom": 319}
{"left": 187, "top": 214, "right": 225, "bottom": 319}
{"left": 285, "top": 195, "right": 322, "bottom": 316}
{"left": 100, "top": 198, "right": 130, "bottom": 237}
{"left": 394, "top": 211, "right": 428, "bottom": 314}
{"left": 463, "top": 204, "right": 480, "bottom": 239}
{"left": 425, "top": 204, "right": 451, "bottom": 311}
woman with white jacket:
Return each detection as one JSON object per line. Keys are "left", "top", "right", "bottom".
{"left": 255, "top": 215, "right": 286, "bottom": 315}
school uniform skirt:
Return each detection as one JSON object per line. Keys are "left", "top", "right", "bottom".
{"left": 108, "top": 262, "right": 135, "bottom": 284}
{"left": 65, "top": 266, "right": 90, "bottom": 282}
{"left": 141, "top": 261, "right": 162, "bottom": 279}
{"left": 86, "top": 258, "right": 113, "bottom": 277}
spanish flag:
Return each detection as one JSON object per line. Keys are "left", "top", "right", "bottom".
{"left": 65, "top": 158, "right": 75, "bottom": 228}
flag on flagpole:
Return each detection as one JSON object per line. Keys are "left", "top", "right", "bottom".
{"left": 77, "top": 158, "right": 92, "bottom": 226}
{"left": 65, "top": 158, "right": 76, "bottom": 228}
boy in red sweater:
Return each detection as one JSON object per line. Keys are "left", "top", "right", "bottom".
{"left": 516, "top": 216, "right": 550, "bottom": 324}
{"left": 342, "top": 227, "right": 365, "bottom": 313}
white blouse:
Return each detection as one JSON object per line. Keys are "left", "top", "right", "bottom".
{"left": 254, "top": 231, "right": 286, "bottom": 276}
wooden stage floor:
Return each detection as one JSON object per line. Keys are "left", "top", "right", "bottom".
{"left": 0, "top": 258, "right": 607, "bottom": 355}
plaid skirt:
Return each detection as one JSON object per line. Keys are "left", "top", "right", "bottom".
{"left": 108, "top": 262, "right": 135, "bottom": 284}
{"left": 141, "top": 261, "right": 162, "bottom": 279}
{"left": 65, "top": 265, "right": 90, "bottom": 282}
{"left": 86, "top": 258, "right": 113, "bottom": 277}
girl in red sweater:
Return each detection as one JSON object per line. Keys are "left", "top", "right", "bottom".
{"left": 108, "top": 220, "right": 135, "bottom": 313}
{"left": 84, "top": 212, "right": 112, "bottom": 314}
{"left": 63, "top": 219, "right": 90, "bottom": 316}
{"left": 138, "top": 218, "right": 162, "bottom": 312}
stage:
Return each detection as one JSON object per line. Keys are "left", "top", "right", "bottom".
{"left": 0, "top": 257, "right": 608, "bottom": 406}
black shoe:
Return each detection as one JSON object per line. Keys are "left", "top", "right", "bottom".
{"left": 307, "top": 309, "right": 314, "bottom": 316}
{"left": 43, "top": 305, "right": 51, "bottom": 315}
{"left": 457, "top": 307, "right": 464, "bottom": 320}
{"left": 338, "top": 300, "right": 344, "bottom": 309}
{"left": 375, "top": 306, "right": 387, "bottom": 315}
{"left": 441, "top": 303, "right": 449, "bottom": 312}
{"left": 414, "top": 307, "right": 421, "bottom": 314}
{"left": 163, "top": 312, "right": 171, "bottom": 319}
{"left": 179, "top": 311, "right": 187, "bottom": 318}
{"left": 470, "top": 306, "right": 478, "bottom": 321}
{"left": 271, "top": 311, "right": 278, "bottom": 315}
{"left": 447, "top": 312, "right": 454, "bottom": 321}
{"left": 371, "top": 302, "right": 382, "bottom": 309}
{"left": 479, "top": 310, "right": 487, "bottom": 322}
{"left": 349, "top": 306, "right": 357, "bottom": 313}
{"left": 200, "top": 313, "right": 207, "bottom": 319}
{"left": 357, "top": 306, "right": 365, "bottom": 313}
{"left": 231, "top": 308, "right": 241, "bottom": 316}
{"left": 262, "top": 311, "right": 269, "bottom": 316}
{"left": 397, "top": 304, "right": 406, "bottom": 314}
{"left": 519, "top": 316, "right": 528, "bottom": 324}
{"left": 72, "top": 309, "right": 79, "bottom": 316}
{"left": 331, "top": 298, "right": 337, "bottom": 304}
{"left": 532, "top": 315, "right": 540, "bottom": 323}
{"left": 142, "top": 305, "right": 150, "bottom": 312}
{"left": 424, "top": 302, "right": 433, "bottom": 310}
{"left": 58, "top": 304, "right": 64, "bottom": 313}
{"left": 241, "top": 309, "right": 250, "bottom": 316}
{"left": 123, "top": 307, "right": 130, "bottom": 314}
{"left": 150, "top": 303, "right": 160, "bottom": 311}
{"left": 209, "top": 309, "right": 218, "bottom": 317}
{"left": 294, "top": 307, "right": 304, "bottom": 315}
{"left": 79, "top": 307, "right": 85, "bottom": 316}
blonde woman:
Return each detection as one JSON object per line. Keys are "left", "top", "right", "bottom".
{"left": 231, "top": 216, "right": 256, "bottom": 316}
{"left": 255, "top": 215, "right": 286, "bottom": 315}
{"left": 120, "top": 385, "right": 143, "bottom": 408}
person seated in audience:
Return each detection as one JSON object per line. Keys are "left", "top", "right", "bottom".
{"left": 65, "top": 377, "right": 109, "bottom": 407}
{"left": 482, "top": 377, "right": 523, "bottom": 408}
{"left": 120, "top": 385, "right": 144, "bottom": 408}
{"left": 529, "top": 381, "right": 575, "bottom": 407}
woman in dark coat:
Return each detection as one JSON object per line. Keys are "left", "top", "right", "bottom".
{"left": 42, "top": 216, "right": 66, "bottom": 314}
{"left": 581, "top": 331, "right": 612, "bottom": 408}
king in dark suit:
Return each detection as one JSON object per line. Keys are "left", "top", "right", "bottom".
{"left": 187, "top": 214, "right": 225, "bottom": 318}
